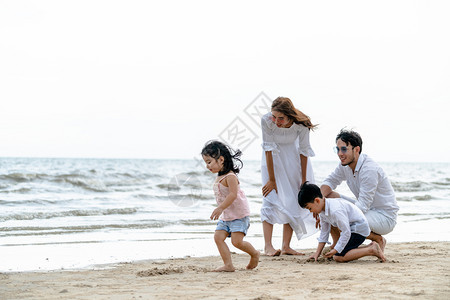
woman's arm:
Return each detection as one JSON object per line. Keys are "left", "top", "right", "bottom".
{"left": 262, "top": 151, "right": 277, "bottom": 197}
{"left": 300, "top": 154, "right": 307, "bottom": 184}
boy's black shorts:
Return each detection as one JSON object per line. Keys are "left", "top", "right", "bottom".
{"left": 335, "top": 233, "right": 366, "bottom": 256}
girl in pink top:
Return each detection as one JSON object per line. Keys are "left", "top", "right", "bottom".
{"left": 201, "top": 140, "right": 259, "bottom": 272}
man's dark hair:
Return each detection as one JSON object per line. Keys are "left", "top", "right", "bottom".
{"left": 298, "top": 181, "right": 322, "bottom": 208}
{"left": 336, "top": 129, "right": 363, "bottom": 154}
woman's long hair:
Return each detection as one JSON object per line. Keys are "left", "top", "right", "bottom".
{"left": 271, "top": 97, "right": 317, "bottom": 130}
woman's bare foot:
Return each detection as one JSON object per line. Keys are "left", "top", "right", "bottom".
{"left": 264, "top": 246, "right": 281, "bottom": 256}
{"left": 246, "top": 251, "right": 260, "bottom": 269}
{"left": 213, "top": 265, "right": 235, "bottom": 272}
{"left": 371, "top": 242, "right": 386, "bottom": 262}
{"left": 281, "top": 247, "right": 305, "bottom": 255}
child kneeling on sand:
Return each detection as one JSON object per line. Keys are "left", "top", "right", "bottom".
{"left": 298, "top": 182, "right": 385, "bottom": 262}
{"left": 201, "top": 140, "right": 260, "bottom": 272}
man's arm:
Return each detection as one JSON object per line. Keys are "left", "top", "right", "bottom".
{"left": 320, "top": 185, "right": 333, "bottom": 198}
{"left": 321, "top": 165, "right": 346, "bottom": 197}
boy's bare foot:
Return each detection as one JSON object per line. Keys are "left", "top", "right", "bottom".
{"left": 213, "top": 265, "right": 235, "bottom": 272}
{"left": 264, "top": 246, "right": 281, "bottom": 256}
{"left": 281, "top": 247, "right": 305, "bottom": 256}
{"left": 246, "top": 251, "right": 260, "bottom": 269}
{"left": 371, "top": 242, "right": 386, "bottom": 262}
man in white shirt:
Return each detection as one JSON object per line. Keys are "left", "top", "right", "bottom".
{"left": 298, "top": 182, "right": 385, "bottom": 262}
{"left": 320, "top": 129, "right": 399, "bottom": 252}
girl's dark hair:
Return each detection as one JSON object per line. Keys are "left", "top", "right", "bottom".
{"left": 201, "top": 140, "right": 243, "bottom": 176}
{"left": 336, "top": 129, "right": 363, "bottom": 154}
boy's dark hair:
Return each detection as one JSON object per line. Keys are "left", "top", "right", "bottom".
{"left": 336, "top": 129, "right": 363, "bottom": 154}
{"left": 298, "top": 181, "right": 323, "bottom": 208}
{"left": 201, "top": 140, "right": 243, "bottom": 176}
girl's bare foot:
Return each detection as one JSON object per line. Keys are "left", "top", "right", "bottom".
{"left": 281, "top": 247, "right": 305, "bottom": 255}
{"left": 214, "top": 265, "right": 235, "bottom": 272}
{"left": 246, "top": 251, "right": 260, "bottom": 269}
{"left": 371, "top": 242, "right": 386, "bottom": 262}
{"left": 264, "top": 246, "right": 281, "bottom": 256}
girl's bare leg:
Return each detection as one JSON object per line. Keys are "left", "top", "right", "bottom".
{"left": 214, "top": 230, "right": 235, "bottom": 272}
{"left": 334, "top": 242, "right": 386, "bottom": 263}
{"left": 231, "top": 232, "right": 260, "bottom": 269}
{"left": 263, "top": 221, "right": 281, "bottom": 256}
{"left": 281, "top": 224, "right": 304, "bottom": 255}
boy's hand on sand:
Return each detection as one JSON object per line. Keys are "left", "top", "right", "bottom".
{"left": 262, "top": 180, "right": 277, "bottom": 197}
{"left": 210, "top": 207, "right": 224, "bottom": 220}
{"left": 324, "top": 249, "right": 337, "bottom": 258}
{"left": 309, "top": 254, "right": 318, "bottom": 262}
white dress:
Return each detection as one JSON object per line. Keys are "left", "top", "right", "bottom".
{"left": 260, "top": 112, "right": 318, "bottom": 240}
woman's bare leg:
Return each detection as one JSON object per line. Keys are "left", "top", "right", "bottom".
{"left": 281, "top": 224, "right": 304, "bottom": 255}
{"left": 263, "top": 221, "right": 281, "bottom": 256}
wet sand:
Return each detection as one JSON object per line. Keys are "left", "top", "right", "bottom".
{"left": 1, "top": 241, "right": 449, "bottom": 299}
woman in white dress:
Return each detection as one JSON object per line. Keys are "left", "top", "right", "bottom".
{"left": 261, "top": 97, "right": 318, "bottom": 256}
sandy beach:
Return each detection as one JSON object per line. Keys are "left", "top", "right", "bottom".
{"left": 1, "top": 241, "right": 449, "bottom": 299}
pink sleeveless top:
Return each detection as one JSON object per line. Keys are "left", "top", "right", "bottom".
{"left": 213, "top": 172, "right": 250, "bottom": 221}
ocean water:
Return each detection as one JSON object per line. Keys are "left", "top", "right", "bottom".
{"left": 0, "top": 157, "right": 449, "bottom": 272}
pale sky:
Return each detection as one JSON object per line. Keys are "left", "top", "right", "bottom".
{"left": 1, "top": 1, "right": 449, "bottom": 162}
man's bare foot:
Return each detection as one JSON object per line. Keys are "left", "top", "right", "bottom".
{"left": 281, "top": 247, "right": 305, "bottom": 255}
{"left": 264, "top": 246, "right": 281, "bottom": 256}
{"left": 371, "top": 242, "right": 386, "bottom": 262}
{"left": 213, "top": 265, "right": 235, "bottom": 272}
{"left": 246, "top": 251, "right": 260, "bottom": 269}
{"left": 380, "top": 236, "right": 386, "bottom": 252}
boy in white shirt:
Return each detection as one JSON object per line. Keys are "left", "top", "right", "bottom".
{"left": 298, "top": 182, "right": 386, "bottom": 262}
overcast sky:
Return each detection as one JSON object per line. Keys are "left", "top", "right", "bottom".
{"left": 1, "top": 1, "right": 449, "bottom": 163}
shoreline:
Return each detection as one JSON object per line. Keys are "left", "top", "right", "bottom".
{"left": 1, "top": 241, "right": 449, "bottom": 299}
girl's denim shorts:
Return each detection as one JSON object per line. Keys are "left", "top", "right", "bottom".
{"left": 216, "top": 216, "right": 250, "bottom": 237}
